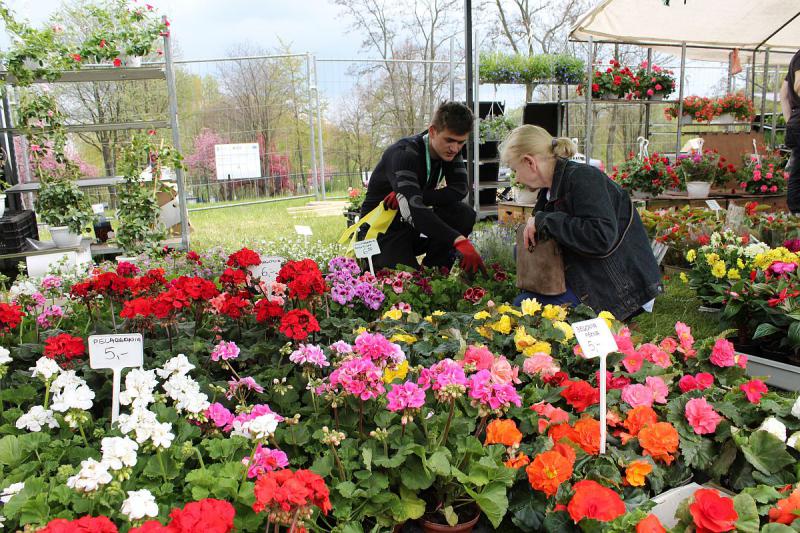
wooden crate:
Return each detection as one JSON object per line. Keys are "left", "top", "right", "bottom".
{"left": 497, "top": 201, "right": 535, "bottom": 225}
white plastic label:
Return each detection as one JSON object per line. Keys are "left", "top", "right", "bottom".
{"left": 573, "top": 318, "right": 618, "bottom": 359}
{"left": 354, "top": 239, "right": 381, "bottom": 259}
{"left": 249, "top": 256, "right": 284, "bottom": 284}
{"left": 294, "top": 225, "right": 313, "bottom": 236}
{"left": 88, "top": 334, "right": 144, "bottom": 370}
{"left": 705, "top": 200, "right": 722, "bottom": 211}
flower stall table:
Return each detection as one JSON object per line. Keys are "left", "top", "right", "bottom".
{"left": 639, "top": 193, "right": 788, "bottom": 212}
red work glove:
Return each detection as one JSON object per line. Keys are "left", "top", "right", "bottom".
{"left": 383, "top": 191, "right": 399, "bottom": 210}
{"left": 454, "top": 239, "right": 487, "bottom": 275}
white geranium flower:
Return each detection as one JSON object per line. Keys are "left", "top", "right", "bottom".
{"left": 156, "top": 354, "right": 194, "bottom": 379}
{"left": 792, "top": 396, "right": 800, "bottom": 419}
{"left": 232, "top": 413, "right": 279, "bottom": 440}
{"left": 0, "top": 347, "right": 11, "bottom": 366}
{"left": 149, "top": 421, "right": 175, "bottom": 449}
{"left": 66, "top": 458, "right": 112, "bottom": 493}
{"left": 758, "top": 416, "right": 788, "bottom": 442}
{"left": 163, "top": 374, "right": 209, "bottom": 414}
{"left": 50, "top": 372, "right": 95, "bottom": 412}
{"left": 100, "top": 437, "right": 139, "bottom": 470}
{"left": 9, "top": 280, "right": 37, "bottom": 299}
{"left": 788, "top": 431, "right": 800, "bottom": 450}
{"left": 30, "top": 357, "right": 60, "bottom": 381}
{"left": 119, "top": 369, "right": 158, "bottom": 408}
{"left": 120, "top": 489, "right": 159, "bottom": 521}
{"left": 15, "top": 405, "right": 59, "bottom": 432}
{"left": 0, "top": 482, "right": 24, "bottom": 504}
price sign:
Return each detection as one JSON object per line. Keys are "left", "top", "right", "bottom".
{"left": 572, "top": 318, "right": 619, "bottom": 454}
{"left": 705, "top": 200, "right": 723, "bottom": 211}
{"left": 249, "top": 256, "right": 284, "bottom": 285}
{"left": 88, "top": 334, "right": 144, "bottom": 423}
{"left": 354, "top": 239, "right": 381, "bottom": 275}
{"left": 294, "top": 225, "right": 313, "bottom": 236}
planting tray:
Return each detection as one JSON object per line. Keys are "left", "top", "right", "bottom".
{"left": 744, "top": 353, "right": 800, "bottom": 392}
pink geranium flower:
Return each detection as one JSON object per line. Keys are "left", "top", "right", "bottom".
{"left": 386, "top": 381, "right": 426, "bottom": 414}
{"left": 467, "top": 369, "right": 521, "bottom": 412}
{"left": 685, "top": 397, "right": 722, "bottom": 435}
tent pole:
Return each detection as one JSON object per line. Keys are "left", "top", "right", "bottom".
{"left": 771, "top": 65, "right": 779, "bottom": 147}
{"left": 585, "top": 36, "right": 594, "bottom": 161}
{"left": 675, "top": 42, "right": 686, "bottom": 159}
{"left": 644, "top": 48, "right": 652, "bottom": 142}
{"left": 750, "top": 50, "right": 757, "bottom": 104}
{"left": 760, "top": 48, "right": 769, "bottom": 134}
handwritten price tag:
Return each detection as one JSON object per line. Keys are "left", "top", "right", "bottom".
{"left": 354, "top": 239, "right": 380, "bottom": 259}
{"left": 249, "top": 256, "right": 284, "bottom": 285}
{"left": 88, "top": 334, "right": 144, "bottom": 424}
{"left": 572, "top": 319, "right": 618, "bottom": 359}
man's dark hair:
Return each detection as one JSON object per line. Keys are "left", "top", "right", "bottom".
{"left": 431, "top": 101, "right": 474, "bottom": 135}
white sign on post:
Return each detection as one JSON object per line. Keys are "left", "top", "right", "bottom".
{"left": 248, "top": 256, "right": 284, "bottom": 285}
{"left": 354, "top": 239, "right": 381, "bottom": 275}
{"left": 572, "top": 318, "right": 619, "bottom": 454}
{"left": 88, "top": 334, "right": 144, "bottom": 424}
{"left": 705, "top": 200, "right": 723, "bottom": 211}
{"left": 294, "top": 225, "right": 313, "bottom": 244}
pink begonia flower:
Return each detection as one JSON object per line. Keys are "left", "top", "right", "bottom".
{"left": 613, "top": 328, "right": 636, "bottom": 356}
{"left": 645, "top": 376, "right": 669, "bottom": 404}
{"left": 685, "top": 397, "right": 722, "bottom": 434}
{"left": 659, "top": 337, "right": 678, "bottom": 354}
{"left": 386, "top": 381, "right": 426, "bottom": 413}
{"left": 621, "top": 383, "right": 655, "bottom": 408}
{"left": 354, "top": 331, "right": 405, "bottom": 365}
{"left": 622, "top": 352, "right": 645, "bottom": 374}
{"left": 678, "top": 372, "right": 715, "bottom": 393}
{"left": 675, "top": 321, "right": 696, "bottom": 358}
{"left": 205, "top": 402, "right": 234, "bottom": 429}
{"left": 523, "top": 353, "right": 561, "bottom": 378}
{"left": 462, "top": 345, "right": 495, "bottom": 371}
{"left": 490, "top": 356, "right": 520, "bottom": 385}
{"left": 638, "top": 343, "right": 671, "bottom": 368}
{"left": 740, "top": 379, "right": 769, "bottom": 404}
{"left": 531, "top": 402, "right": 570, "bottom": 433}
{"left": 736, "top": 352, "right": 748, "bottom": 368}
{"left": 710, "top": 338, "right": 736, "bottom": 367}
{"left": 242, "top": 444, "right": 288, "bottom": 479}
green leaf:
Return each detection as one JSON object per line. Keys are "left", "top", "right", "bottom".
{"left": 393, "top": 486, "right": 425, "bottom": 521}
{"left": 336, "top": 481, "right": 357, "bottom": 499}
{"left": 741, "top": 431, "right": 795, "bottom": 475}
{"left": 543, "top": 510, "right": 575, "bottom": 533}
{"left": 733, "top": 493, "right": 759, "bottom": 533}
{"left": 426, "top": 450, "right": 451, "bottom": 476}
{"left": 742, "top": 484, "right": 782, "bottom": 504}
{"left": 400, "top": 456, "right": 434, "bottom": 491}
{"left": 790, "top": 322, "right": 800, "bottom": 346}
{"left": 680, "top": 433, "right": 715, "bottom": 470}
{"left": 444, "top": 506, "right": 459, "bottom": 526}
{"left": 362, "top": 446, "right": 373, "bottom": 472}
{"left": 753, "top": 323, "right": 781, "bottom": 339}
{"left": 761, "top": 525, "right": 798, "bottom": 533}
{"left": 465, "top": 481, "right": 509, "bottom": 528}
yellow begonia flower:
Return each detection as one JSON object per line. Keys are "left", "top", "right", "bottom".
{"left": 489, "top": 315, "right": 512, "bottom": 335}
{"left": 432, "top": 310, "right": 446, "bottom": 316}
{"left": 520, "top": 298, "right": 542, "bottom": 316}
{"left": 390, "top": 333, "right": 417, "bottom": 344}
{"left": 382, "top": 309, "right": 403, "bottom": 321}
{"left": 598, "top": 311, "right": 616, "bottom": 329}
{"left": 383, "top": 360, "right": 409, "bottom": 383}
{"left": 711, "top": 261, "right": 727, "bottom": 279}
{"left": 680, "top": 272, "right": 689, "bottom": 283}
{"left": 424, "top": 316, "right": 433, "bottom": 323}
{"left": 523, "top": 341, "right": 552, "bottom": 356}
{"left": 474, "top": 310, "right": 491, "bottom": 320}
{"left": 542, "top": 304, "right": 567, "bottom": 322}
{"left": 514, "top": 326, "right": 536, "bottom": 352}
{"left": 497, "top": 304, "right": 522, "bottom": 317}
{"left": 727, "top": 268, "right": 740, "bottom": 280}
{"left": 476, "top": 326, "right": 493, "bottom": 339}
{"left": 355, "top": 327, "right": 368, "bottom": 335}
{"left": 553, "top": 321, "right": 574, "bottom": 341}
{"left": 686, "top": 249, "right": 697, "bottom": 263}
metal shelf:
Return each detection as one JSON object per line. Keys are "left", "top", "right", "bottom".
{"left": 0, "top": 66, "right": 166, "bottom": 84}
{"left": 0, "top": 119, "right": 170, "bottom": 135}
{"left": 561, "top": 98, "right": 679, "bottom": 105}
{"left": 477, "top": 180, "right": 510, "bottom": 190}
{"left": 478, "top": 158, "right": 500, "bottom": 165}
{"left": 6, "top": 176, "right": 124, "bottom": 193}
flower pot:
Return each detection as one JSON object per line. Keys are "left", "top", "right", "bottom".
{"left": 0, "top": 194, "right": 6, "bottom": 218}
{"left": 122, "top": 55, "right": 142, "bottom": 68}
{"left": 648, "top": 93, "right": 665, "bottom": 101}
{"left": 420, "top": 513, "right": 480, "bottom": 533}
{"left": 514, "top": 188, "right": 538, "bottom": 205}
{"left": 49, "top": 226, "right": 82, "bottom": 248}
{"left": 116, "top": 255, "right": 140, "bottom": 264}
{"left": 599, "top": 93, "right": 620, "bottom": 100}
{"left": 679, "top": 115, "right": 693, "bottom": 126}
{"left": 712, "top": 113, "right": 734, "bottom": 124}
{"left": 631, "top": 190, "right": 649, "bottom": 199}
{"left": 686, "top": 181, "right": 712, "bottom": 198}
{"left": 745, "top": 353, "right": 800, "bottom": 392}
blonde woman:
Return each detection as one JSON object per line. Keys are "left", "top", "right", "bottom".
{"left": 499, "top": 125, "right": 661, "bottom": 320}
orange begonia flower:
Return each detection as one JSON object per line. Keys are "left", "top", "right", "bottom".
{"left": 526, "top": 450, "right": 574, "bottom": 497}
{"left": 638, "top": 422, "right": 679, "bottom": 465}
{"left": 485, "top": 418, "right": 523, "bottom": 447}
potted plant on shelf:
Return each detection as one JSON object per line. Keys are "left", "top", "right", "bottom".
{"left": 611, "top": 151, "right": 679, "bottom": 198}
{"left": 36, "top": 178, "right": 93, "bottom": 246}
{"left": 736, "top": 152, "right": 789, "bottom": 196}
{"left": 713, "top": 93, "right": 755, "bottom": 124}
{"left": 636, "top": 62, "right": 676, "bottom": 100}
{"left": 579, "top": 59, "right": 635, "bottom": 99}
{"left": 115, "top": 131, "right": 183, "bottom": 255}
{"left": 510, "top": 171, "right": 538, "bottom": 204}
{"left": 664, "top": 96, "right": 716, "bottom": 124}
{"left": 676, "top": 150, "right": 723, "bottom": 198}
{"left": 479, "top": 115, "right": 516, "bottom": 143}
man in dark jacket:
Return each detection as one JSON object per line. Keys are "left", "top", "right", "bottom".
{"left": 359, "top": 101, "right": 486, "bottom": 273}
{"left": 781, "top": 49, "right": 800, "bottom": 214}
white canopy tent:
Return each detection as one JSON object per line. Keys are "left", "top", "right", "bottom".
{"left": 571, "top": 0, "right": 800, "bottom": 65}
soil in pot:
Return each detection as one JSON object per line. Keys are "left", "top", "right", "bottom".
{"left": 419, "top": 505, "right": 481, "bottom": 533}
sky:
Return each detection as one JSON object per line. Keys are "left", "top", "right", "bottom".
{"left": 0, "top": 0, "right": 365, "bottom": 60}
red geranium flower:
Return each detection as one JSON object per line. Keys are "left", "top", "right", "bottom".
{"left": 219, "top": 268, "right": 248, "bottom": 287}
{"left": 44, "top": 333, "right": 85, "bottom": 366}
{"left": 463, "top": 286, "right": 486, "bottom": 304}
{"left": 167, "top": 498, "right": 235, "bottom": 533}
{"left": 227, "top": 247, "right": 261, "bottom": 269}
{"left": 40, "top": 515, "right": 118, "bottom": 533}
{"left": 279, "top": 309, "right": 320, "bottom": 341}
{"left": 254, "top": 298, "right": 284, "bottom": 323}
{"left": 216, "top": 293, "right": 251, "bottom": 320}
{"left": 253, "top": 469, "right": 331, "bottom": 526}
{"left": 171, "top": 276, "right": 220, "bottom": 301}
{"left": 116, "top": 261, "right": 141, "bottom": 277}
{"left": 0, "top": 302, "right": 24, "bottom": 331}
{"left": 120, "top": 297, "right": 156, "bottom": 320}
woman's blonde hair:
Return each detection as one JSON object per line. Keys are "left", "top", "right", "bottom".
{"left": 499, "top": 125, "right": 577, "bottom": 166}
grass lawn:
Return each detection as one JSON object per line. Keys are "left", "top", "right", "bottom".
{"left": 188, "top": 197, "right": 348, "bottom": 251}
